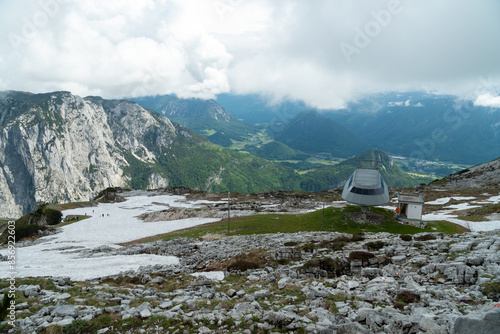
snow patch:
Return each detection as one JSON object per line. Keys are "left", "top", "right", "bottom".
{"left": 190, "top": 271, "right": 225, "bottom": 281}
{"left": 0, "top": 194, "right": 220, "bottom": 280}
{"left": 426, "top": 196, "right": 476, "bottom": 205}
{"left": 423, "top": 194, "right": 500, "bottom": 232}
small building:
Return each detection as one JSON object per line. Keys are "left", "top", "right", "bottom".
{"left": 396, "top": 193, "right": 424, "bottom": 227}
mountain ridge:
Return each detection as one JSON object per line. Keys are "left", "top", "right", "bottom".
{"left": 215, "top": 92, "right": 500, "bottom": 165}
{"left": 130, "top": 95, "right": 255, "bottom": 144}
{"left": 0, "top": 91, "right": 436, "bottom": 218}
{"left": 429, "top": 156, "right": 500, "bottom": 190}
{"left": 0, "top": 91, "right": 299, "bottom": 217}
{"left": 274, "top": 110, "right": 369, "bottom": 158}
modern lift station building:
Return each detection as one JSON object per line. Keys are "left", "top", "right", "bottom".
{"left": 341, "top": 163, "right": 390, "bottom": 207}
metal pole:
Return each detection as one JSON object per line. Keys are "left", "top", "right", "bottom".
{"left": 227, "top": 191, "right": 230, "bottom": 236}
{"left": 322, "top": 202, "right": 325, "bottom": 231}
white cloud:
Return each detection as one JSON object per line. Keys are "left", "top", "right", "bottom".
{"left": 474, "top": 93, "right": 500, "bottom": 108}
{"left": 0, "top": 0, "right": 500, "bottom": 107}
{"left": 0, "top": 0, "right": 232, "bottom": 99}
{"left": 388, "top": 101, "right": 403, "bottom": 107}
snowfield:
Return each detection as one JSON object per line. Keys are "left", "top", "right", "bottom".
{"left": 0, "top": 194, "right": 221, "bottom": 280}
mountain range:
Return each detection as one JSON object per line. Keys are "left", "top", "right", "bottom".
{"left": 133, "top": 96, "right": 371, "bottom": 160}
{"left": 274, "top": 110, "right": 369, "bottom": 158}
{"left": 0, "top": 91, "right": 298, "bottom": 217}
{"left": 130, "top": 95, "right": 254, "bottom": 146}
{"left": 0, "top": 91, "right": 430, "bottom": 218}
{"left": 324, "top": 93, "right": 500, "bottom": 165}
{"left": 213, "top": 92, "right": 500, "bottom": 165}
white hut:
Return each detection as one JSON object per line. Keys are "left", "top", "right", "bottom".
{"left": 397, "top": 193, "right": 424, "bottom": 226}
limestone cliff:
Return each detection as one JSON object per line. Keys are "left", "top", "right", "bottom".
{"left": 0, "top": 92, "right": 169, "bottom": 217}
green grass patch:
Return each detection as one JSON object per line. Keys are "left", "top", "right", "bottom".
{"left": 155, "top": 206, "right": 466, "bottom": 242}
{"left": 57, "top": 215, "right": 90, "bottom": 227}
{"left": 459, "top": 216, "right": 486, "bottom": 222}
{"left": 47, "top": 201, "right": 94, "bottom": 211}
{"left": 0, "top": 277, "right": 57, "bottom": 291}
{"left": 458, "top": 203, "right": 500, "bottom": 221}
{"left": 0, "top": 220, "right": 9, "bottom": 229}
{"left": 425, "top": 221, "right": 469, "bottom": 234}
{"left": 480, "top": 281, "right": 500, "bottom": 300}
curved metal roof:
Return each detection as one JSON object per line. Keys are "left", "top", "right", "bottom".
{"left": 341, "top": 168, "right": 390, "bottom": 206}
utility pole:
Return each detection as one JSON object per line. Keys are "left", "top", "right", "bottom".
{"left": 322, "top": 202, "right": 325, "bottom": 231}
{"left": 227, "top": 191, "right": 230, "bottom": 236}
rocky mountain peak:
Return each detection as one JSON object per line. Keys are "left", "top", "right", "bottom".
{"left": 0, "top": 91, "right": 188, "bottom": 217}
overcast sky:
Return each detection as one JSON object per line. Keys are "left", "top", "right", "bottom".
{"left": 1, "top": 0, "right": 500, "bottom": 108}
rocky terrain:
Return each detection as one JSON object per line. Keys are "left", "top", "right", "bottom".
{"left": 429, "top": 157, "right": 500, "bottom": 190}
{"left": 2, "top": 229, "right": 499, "bottom": 333}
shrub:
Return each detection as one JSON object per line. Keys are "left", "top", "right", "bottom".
{"left": 284, "top": 241, "right": 298, "bottom": 247}
{"left": 400, "top": 234, "right": 412, "bottom": 241}
{"left": 15, "top": 224, "right": 46, "bottom": 240}
{"left": 100, "top": 276, "right": 142, "bottom": 286}
{"left": 350, "top": 233, "right": 365, "bottom": 242}
{"left": 0, "top": 293, "right": 13, "bottom": 321}
{"left": 396, "top": 290, "right": 421, "bottom": 304}
{"left": 319, "top": 239, "right": 344, "bottom": 251}
{"left": 480, "top": 281, "right": 500, "bottom": 300}
{"left": 394, "top": 290, "right": 421, "bottom": 309}
{"left": 227, "top": 259, "right": 261, "bottom": 272}
{"left": 333, "top": 236, "right": 352, "bottom": 243}
{"left": 301, "top": 257, "right": 349, "bottom": 278}
{"left": 301, "top": 260, "right": 320, "bottom": 271}
{"left": 415, "top": 234, "right": 437, "bottom": 241}
{"left": 319, "top": 257, "right": 349, "bottom": 277}
{"left": 413, "top": 242, "right": 424, "bottom": 249}
{"left": 226, "top": 250, "right": 268, "bottom": 272}
{"left": 299, "top": 242, "right": 318, "bottom": 253}
{"left": 43, "top": 208, "right": 62, "bottom": 226}
{"left": 348, "top": 251, "right": 375, "bottom": 262}
{"left": 365, "top": 241, "right": 386, "bottom": 251}
{"left": 319, "top": 234, "right": 365, "bottom": 251}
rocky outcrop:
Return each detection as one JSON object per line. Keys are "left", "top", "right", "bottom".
{"left": 0, "top": 92, "right": 177, "bottom": 217}
{"left": 3, "top": 230, "right": 499, "bottom": 333}
{"left": 430, "top": 157, "right": 500, "bottom": 190}
{"left": 453, "top": 305, "right": 500, "bottom": 334}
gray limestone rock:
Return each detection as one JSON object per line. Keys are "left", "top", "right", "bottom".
{"left": 53, "top": 305, "right": 77, "bottom": 318}
{"left": 262, "top": 310, "right": 296, "bottom": 327}
{"left": 19, "top": 285, "right": 41, "bottom": 298}
{"left": 453, "top": 304, "right": 500, "bottom": 334}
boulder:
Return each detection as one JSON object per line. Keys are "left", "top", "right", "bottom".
{"left": 53, "top": 305, "right": 77, "bottom": 318}
{"left": 19, "top": 285, "right": 41, "bottom": 298}
{"left": 453, "top": 304, "right": 500, "bottom": 334}
{"left": 262, "top": 310, "right": 296, "bottom": 327}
